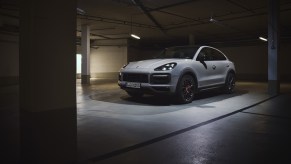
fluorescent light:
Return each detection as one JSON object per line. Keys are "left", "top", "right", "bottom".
{"left": 130, "top": 34, "right": 140, "bottom": 39}
{"left": 259, "top": 37, "right": 267, "bottom": 42}
{"left": 209, "top": 18, "right": 217, "bottom": 23}
{"left": 77, "top": 8, "right": 86, "bottom": 15}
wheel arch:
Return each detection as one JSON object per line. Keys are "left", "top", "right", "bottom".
{"left": 225, "top": 69, "right": 236, "bottom": 83}
{"left": 227, "top": 69, "right": 236, "bottom": 77}
{"left": 224, "top": 69, "right": 236, "bottom": 93}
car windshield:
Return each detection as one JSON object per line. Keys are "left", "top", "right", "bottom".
{"left": 156, "top": 46, "right": 200, "bottom": 59}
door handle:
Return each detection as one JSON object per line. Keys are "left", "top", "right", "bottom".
{"left": 212, "top": 65, "right": 216, "bottom": 70}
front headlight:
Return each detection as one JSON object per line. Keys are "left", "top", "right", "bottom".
{"left": 154, "top": 62, "right": 177, "bottom": 71}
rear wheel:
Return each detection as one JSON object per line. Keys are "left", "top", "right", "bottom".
{"left": 224, "top": 72, "right": 235, "bottom": 93}
{"left": 126, "top": 91, "right": 144, "bottom": 98}
{"left": 176, "top": 75, "right": 196, "bottom": 104}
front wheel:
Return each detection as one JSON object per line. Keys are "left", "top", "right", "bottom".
{"left": 176, "top": 75, "right": 196, "bottom": 104}
{"left": 224, "top": 73, "right": 235, "bottom": 94}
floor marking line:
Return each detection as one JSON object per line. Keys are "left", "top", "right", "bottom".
{"left": 241, "top": 111, "right": 291, "bottom": 120}
{"left": 85, "top": 95, "right": 279, "bottom": 163}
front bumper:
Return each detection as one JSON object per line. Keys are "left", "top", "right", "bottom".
{"left": 118, "top": 81, "right": 173, "bottom": 94}
{"left": 118, "top": 72, "right": 179, "bottom": 94}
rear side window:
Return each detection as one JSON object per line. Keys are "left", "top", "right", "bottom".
{"left": 211, "top": 49, "right": 226, "bottom": 61}
{"left": 196, "top": 48, "right": 213, "bottom": 61}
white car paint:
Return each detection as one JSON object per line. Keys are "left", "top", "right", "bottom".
{"left": 118, "top": 45, "right": 236, "bottom": 102}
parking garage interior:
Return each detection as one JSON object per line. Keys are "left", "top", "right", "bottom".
{"left": 1, "top": 0, "right": 291, "bottom": 163}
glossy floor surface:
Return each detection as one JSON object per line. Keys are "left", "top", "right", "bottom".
{"left": 1, "top": 80, "right": 291, "bottom": 163}
{"left": 77, "top": 80, "right": 291, "bottom": 164}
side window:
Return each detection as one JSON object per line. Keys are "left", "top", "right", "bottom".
{"left": 196, "top": 48, "right": 212, "bottom": 61}
{"left": 196, "top": 49, "right": 206, "bottom": 61}
{"left": 211, "top": 49, "right": 226, "bottom": 61}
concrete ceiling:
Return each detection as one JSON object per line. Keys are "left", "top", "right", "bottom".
{"left": 76, "top": 0, "right": 291, "bottom": 46}
{"left": 1, "top": 0, "right": 291, "bottom": 46}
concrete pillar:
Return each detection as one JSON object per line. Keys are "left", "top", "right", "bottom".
{"left": 20, "top": 0, "right": 77, "bottom": 163}
{"left": 268, "top": 0, "right": 280, "bottom": 95}
{"left": 81, "top": 25, "right": 90, "bottom": 84}
{"left": 189, "top": 34, "right": 195, "bottom": 45}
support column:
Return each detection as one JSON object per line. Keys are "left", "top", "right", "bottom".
{"left": 268, "top": 0, "right": 280, "bottom": 95}
{"left": 20, "top": 0, "right": 77, "bottom": 163}
{"left": 189, "top": 34, "right": 195, "bottom": 45}
{"left": 81, "top": 25, "right": 90, "bottom": 84}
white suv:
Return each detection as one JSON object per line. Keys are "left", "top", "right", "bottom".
{"left": 118, "top": 45, "right": 236, "bottom": 103}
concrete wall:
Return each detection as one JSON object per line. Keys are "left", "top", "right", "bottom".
{"left": 219, "top": 45, "right": 268, "bottom": 81}
{"left": 128, "top": 46, "right": 162, "bottom": 62}
{"left": 220, "top": 43, "right": 291, "bottom": 81}
{"left": 77, "top": 39, "right": 128, "bottom": 79}
{"left": 90, "top": 46, "right": 127, "bottom": 79}
{"left": 0, "top": 35, "right": 19, "bottom": 86}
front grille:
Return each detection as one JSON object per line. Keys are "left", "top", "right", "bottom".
{"left": 122, "top": 73, "right": 149, "bottom": 83}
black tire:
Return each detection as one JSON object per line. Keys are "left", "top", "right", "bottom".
{"left": 176, "top": 75, "right": 196, "bottom": 104}
{"left": 224, "top": 72, "right": 235, "bottom": 94}
{"left": 126, "top": 91, "right": 144, "bottom": 98}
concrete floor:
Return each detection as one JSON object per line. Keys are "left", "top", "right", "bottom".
{"left": 1, "top": 80, "right": 291, "bottom": 163}
{"left": 77, "top": 80, "right": 291, "bottom": 164}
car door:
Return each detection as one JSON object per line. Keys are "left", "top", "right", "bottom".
{"left": 194, "top": 47, "right": 217, "bottom": 88}
{"left": 210, "top": 48, "right": 229, "bottom": 85}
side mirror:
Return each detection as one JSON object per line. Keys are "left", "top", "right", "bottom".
{"left": 198, "top": 54, "right": 207, "bottom": 69}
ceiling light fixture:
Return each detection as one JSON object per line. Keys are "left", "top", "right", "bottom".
{"left": 259, "top": 37, "right": 267, "bottom": 42}
{"left": 209, "top": 17, "right": 218, "bottom": 23}
{"left": 130, "top": 15, "right": 141, "bottom": 40}
{"left": 77, "top": 8, "right": 86, "bottom": 15}
{"left": 130, "top": 34, "right": 140, "bottom": 39}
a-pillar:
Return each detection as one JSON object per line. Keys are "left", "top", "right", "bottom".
{"left": 189, "top": 34, "right": 195, "bottom": 45}
{"left": 81, "top": 25, "right": 91, "bottom": 84}
{"left": 20, "top": 0, "right": 77, "bottom": 163}
{"left": 268, "top": 0, "right": 280, "bottom": 95}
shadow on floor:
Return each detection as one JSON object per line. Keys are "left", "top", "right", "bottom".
{"left": 90, "top": 88, "right": 248, "bottom": 106}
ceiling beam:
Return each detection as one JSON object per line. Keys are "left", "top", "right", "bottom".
{"left": 77, "top": 14, "right": 157, "bottom": 29}
{"left": 77, "top": 30, "right": 112, "bottom": 39}
{"left": 156, "top": 10, "right": 205, "bottom": 24}
{"left": 111, "top": 0, "right": 204, "bottom": 24}
{"left": 164, "top": 4, "right": 277, "bottom": 31}
{"left": 131, "top": 0, "right": 166, "bottom": 34}
{"left": 90, "top": 33, "right": 112, "bottom": 39}
{"left": 226, "top": 0, "right": 255, "bottom": 13}
{"left": 91, "top": 27, "right": 116, "bottom": 31}
{"left": 165, "top": 11, "right": 267, "bottom": 30}
{"left": 147, "top": 0, "right": 199, "bottom": 12}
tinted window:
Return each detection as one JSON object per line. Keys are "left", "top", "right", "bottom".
{"left": 196, "top": 48, "right": 213, "bottom": 61}
{"left": 211, "top": 49, "right": 226, "bottom": 60}
{"left": 157, "top": 47, "right": 199, "bottom": 59}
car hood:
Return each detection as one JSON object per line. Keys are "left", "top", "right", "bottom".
{"left": 125, "top": 59, "right": 185, "bottom": 69}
